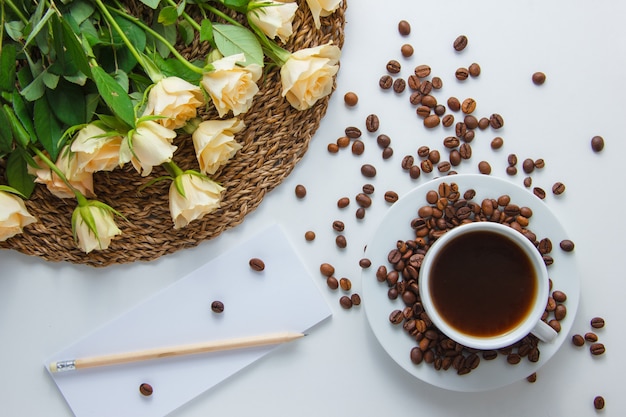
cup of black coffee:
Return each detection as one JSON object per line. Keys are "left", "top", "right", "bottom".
{"left": 419, "top": 222, "right": 557, "bottom": 350}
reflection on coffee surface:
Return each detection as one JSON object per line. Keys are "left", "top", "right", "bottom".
{"left": 429, "top": 230, "right": 537, "bottom": 337}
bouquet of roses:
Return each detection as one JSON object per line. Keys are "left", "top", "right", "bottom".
{"left": 0, "top": 0, "right": 342, "bottom": 253}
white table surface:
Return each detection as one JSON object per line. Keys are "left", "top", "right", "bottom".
{"left": 2, "top": 0, "right": 625, "bottom": 415}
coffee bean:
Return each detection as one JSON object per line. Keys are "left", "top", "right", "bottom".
{"left": 489, "top": 113, "right": 504, "bottom": 129}
{"left": 361, "top": 164, "right": 377, "bottom": 178}
{"left": 432, "top": 77, "right": 443, "bottom": 89}
{"left": 393, "top": 78, "right": 406, "bottom": 93}
{"left": 409, "top": 165, "right": 421, "bottom": 179}
{"left": 355, "top": 207, "right": 365, "bottom": 219}
{"left": 326, "top": 276, "right": 339, "bottom": 290}
{"left": 477, "top": 117, "right": 490, "bottom": 130}
{"left": 410, "top": 347, "right": 424, "bottom": 364}
{"left": 468, "top": 62, "right": 481, "bottom": 77}
{"left": 339, "top": 295, "right": 353, "bottom": 309}
{"left": 416, "top": 105, "right": 431, "bottom": 118}
{"left": 548, "top": 319, "right": 561, "bottom": 333}
{"left": 464, "top": 115, "right": 479, "bottom": 130}
{"left": 139, "top": 383, "right": 153, "bottom": 396}
{"left": 336, "top": 235, "right": 347, "bottom": 249}
{"left": 417, "top": 146, "right": 430, "bottom": 158}
{"left": 594, "top": 396, "right": 605, "bottom": 410}
{"left": 337, "top": 197, "right": 350, "bottom": 208}
{"left": 356, "top": 192, "right": 372, "bottom": 208}
{"left": 507, "top": 353, "right": 521, "bottom": 365}
{"left": 386, "top": 60, "right": 401, "bottom": 74}
{"left": 421, "top": 95, "right": 437, "bottom": 108}
{"left": 585, "top": 332, "right": 599, "bottom": 343}
{"left": 522, "top": 158, "right": 535, "bottom": 173}
{"left": 434, "top": 104, "right": 446, "bottom": 116}
{"left": 491, "top": 136, "right": 504, "bottom": 149}
{"left": 304, "top": 231, "right": 316, "bottom": 241}
{"left": 332, "top": 220, "right": 345, "bottom": 232}
{"left": 384, "top": 191, "right": 399, "bottom": 203}
{"left": 560, "top": 239, "right": 575, "bottom": 252}
{"left": 553, "top": 290, "right": 567, "bottom": 302}
{"left": 379, "top": 75, "right": 393, "bottom": 89}
{"left": 345, "top": 126, "right": 362, "bottom": 139}
{"left": 572, "top": 334, "right": 585, "bottom": 346}
{"left": 447, "top": 97, "right": 461, "bottom": 112}
{"left": 249, "top": 258, "right": 265, "bottom": 271}
{"left": 534, "top": 158, "right": 545, "bottom": 169}
{"left": 359, "top": 258, "right": 371, "bottom": 268}
{"left": 526, "top": 373, "right": 537, "bottom": 383}
{"left": 366, "top": 114, "right": 380, "bottom": 132}
{"left": 590, "top": 343, "right": 605, "bottom": 355}
{"left": 455, "top": 122, "right": 467, "bottom": 138}
{"left": 211, "top": 300, "right": 224, "bottom": 313}
{"left": 398, "top": 20, "right": 411, "bottom": 36}
{"left": 591, "top": 317, "right": 605, "bottom": 328}
{"left": 377, "top": 134, "right": 391, "bottom": 148}
{"left": 401, "top": 44, "right": 414, "bottom": 57}
{"left": 359, "top": 185, "right": 373, "bottom": 196}
{"left": 421, "top": 159, "right": 434, "bottom": 173}
{"left": 336, "top": 136, "right": 350, "bottom": 148}
{"left": 382, "top": 147, "right": 394, "bottom": 159}
{"left": 459, "top": 143, "right": 472, "bottom": 159}
{"left": 449, "top": 150, "right": 461, "bottom": 166}
{"left": 295, "top": 184, "right": 306, "bottom": 198}
{"left": 552, "top": 182, "right": 566, "bottom": 195}
{"left": 338, "top": 277, "right": 352, "bottom": 291}
{"left": 408, "top": 76, "right": 421, "bottom": 92}
{"left": 428, "top": 150, "right": 441, "bottom": 164}
{"left": 555, "top": 304, "right": 567, "bottom": 321}
{"left": 401, "top": 155, "right": 415, "bottom": 170}
{"left": 533, "top": 187, "right": 546, "bottom": 199}
{"left": 424, "top": 114, "right": 440, "bottom": 128}
{"left": 591, "top": 135, "right": 605, "bottom": 152}
{"left": 344, "top": 92, "right": 358, "bottom": 106}
{"left": 351, "top": 293, "right": 361, "bottom": 306}
{"left": 461, "top": 98, "right": 476, "bottom": 114}
{"left": 523, "top": 176, "right": 532, "bottom": 188}
{"left": 389, "top": 309, "right": 404, "bottom": 324}
{"left": 320, "top": 263, "right": 335, "bottom": 277}
{"left": 478, "top": 161, "right": 491, "bottom": 175}
{"left": 442, "top": 114, "right": 454, "bottom": 127}
{"left": 532, "top": 72, "right": 546, "bottom": 85}
{"left": 453, "top": 35, "right": 468, "bottom": 51}
{"left": 415, "top": 64, "right": 431, "bottom": 78}
{"left": 455, "top": 67, "right": 469, "bottom": 80}
{"left": 351, "top": 140, "right": 365, "bottom": 155}
{"left": 418, "top": 80, "right": 433, "bottom": 95}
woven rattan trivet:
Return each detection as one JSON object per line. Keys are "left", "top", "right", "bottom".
{"left": 0, "top": 2, "right": 346, "bottom": 267}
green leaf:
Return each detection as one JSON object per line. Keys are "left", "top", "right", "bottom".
{"left": 34, "top": 98, "right": 64, "bottom": 160}
{"left": 200, "top": 19, "right": 214, "bottom": 43}
{"left": 155, "top": 56, "right": 202, "bottom": 84}
{"left": 6, "top": 150, "right": 36, "bottom": 198}
{"left": 69, "top": 0, "right": 96, "bottom": 25}
{"left": 158, "top": 6, "right": 178, "bottom": 26}
{"left": 24, "top": 8, "right": 55, "bottom": 48}
{"left": 222, "top": 0, "right": 249, "bottom": 13}
{"left": 176, "top": 1, "right": 187, "bottom": 17}
{"left": 11, "top": 92, "right": 37, "bottom": 143}
{"left": 177, "top": 20, "right": 194, "bottom": 46}
{"left": 45, "top": 79, "right": 87, "bottom": 126}
{"left": 213, "top": 24, "right": 264, "bottom": 67}
{"left": 139, "top": 0, "right": 161, "bottom": 9}
{"left": 63, "top": 71, "right": 88, "bottom": 86}
{"left": 4, "top": 21, "right": 26, "bottom": 42}
{"left": 60, "top": 17, "right": 92, "bottom": 77}
{"left": 150, "top": 20, "right": 177, "bottom": 59}
{"left": 91, "top": 66, "right": 135, "bottom": 128}
{"left": 42, "top": 71, "right": 60, "bottom": 89}
{"left": 0, "top": 44, "right": 17, "bottom": 93}
{"left": 19, "top": 71, "right": 46, "bottom": 101}
{"left": 0, "top": 107, "right": 13, "bottom": 154}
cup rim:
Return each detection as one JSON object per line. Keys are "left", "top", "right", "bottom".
{"left": 418, "top": 222, "right": 550, "bottom": 350}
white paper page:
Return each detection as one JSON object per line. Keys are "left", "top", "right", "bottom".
{"left": 45, "top": 224, "right": 331, "bottom": 417}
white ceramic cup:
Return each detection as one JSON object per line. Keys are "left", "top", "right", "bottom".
{"left": 418, "top": 222, "right": 558, "bottom": 350}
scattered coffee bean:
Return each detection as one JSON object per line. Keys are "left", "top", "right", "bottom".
{"left": 421, "top": 95, "right": 437, "bottom": 108}
{"left": 591, "top": 317, "right": 605, "bottom": 329}
{"left": 585, "top": 332, "right": 599, "bottom": 343}
{"left": 590, "top": 343, "right": 605, "bottom": 355}
{"left": 344, "top": 91, "right": 358, "bottom": 106}
{"left": 336, "top": 136, "right": 350, "bottom": 148}
{"left": 386, "top": 59, "right": 401, "bottom": 74}
{"left": 401, "top": 43, "right": 414, "bottom": 57}
{"left": 382, "top": 147, "right": 394, "bottom": 159}
{"left": 442, "top": 114, "right": 454, "bottom": 127}
{"left": 356, "top": 193, "right": 372, "bottom": 208}
{"left": 554, "top": 304, "right": 567, "bottom": 320}
{"left": 478, "top": 117, "right": 490, "bottom": 130}
{"left": 345, "top": 126, "right": 362, "bottom": 139}
{"left": 491, "top": 137, "right": 504, "bottom": 149}
{"left": 552, "top": 182, "right": 566, "bottom": 195}
{"left": 594, "top": 396, "right": 605, "bottom": 410}
{"left": 139, "top": 383, "right": 153, "bottom": 397}
{"left": 464, "top": 115, "right": 478, "bottom": 130}
{"left": 359, "top": 258, "right": 371, "bottom": 268}
{"left": 409, "top": 165, "right": 421, "bottom": 179}
{"left": 351, "top": 293, "right": 362, "bottom": 306}
{"left": 327, "top": 143, "right": 339, "bottom": 153}
{"left": 534, "top": 158, "right": 545, "bottom": 169}
{"left": 455, "top": 67, "right": 469, "bottom": 81}
{"left": 366, "top": 114, "right": 380, "bottom": 132}
{"left": 428, "top": 150, "right": 441, "bottom": 164}
{"left": 408, "top": 76, "right": 421, "bottom": 92}
{"left": 453, "top": 35, "right": 468, "bottom": 51}
{"left": 532, "top": 72, "right": 546, "bottom": 85}
{"left": 591, "top": 135, "right": 605, "bottom": 152}
{"left": 339, "top": 295, "right": 353, "bottom": 309}
{"left": 389, "top": 309, "right": 404, "bottom": 324}
{"left": 351, "top": 140, "right": 365, "bottom": 155}
{"left": 326, "top": 276, "right": 339, "bottom": 290}
{"left": 320, "top": 263, "right": 335, "bottom": 277}
{"left": 526, "top": 373, "right": 537, "bottom": 383}
{"left": 553, "top": 290, "right": 567, "bottom": 302}
{"left": 548, "top": 319, "right": 561, "bottom": 333}
{"left": 416, "top": 105, "right": 431, "bottom": 118}
{"left": 393, "top": 78, "right": 406, "bottom": 93}
{"left": 249, "top": 258, "right": 265, "bottom": 271}
{"left": 211, "top": 300, "right": 224, "bottom": 313}
{"left": 523, "top": 176, "right": 532, "bottom": 188}
{"left": 489, "top": 113, "right": 504, "bottom": 129}
{"left": 560, "top": 239, "right": 575, "bottom": 252}
{"left": 336, "top": 235, "right": 347, "bottom": 249}
{"left": 572, "top": 334, "right": 585, "bottom": 347}
{"left": 401, "top": 155, "right": 415, "bottom": 170}
{"left": 424, "top": 114, "right": 440, "bottom": 128}
{"left": 355, "top": 207, "right": 366, "bottom": 219}
{"left": 376, "top": 134, "right": 391, "bottom": 148}
{"left": 533, "top": 187, "right": 545, "bottom": 199}
{"left": 295, "top": 184, "right": 306, "bottom": 198}
{"left": 304, "top": 231, "right": 316, "bottom": 241}
{"left": 432, "top": 77, "right": 443, "bottom": 89}
{"left": 339, "top": 277, "right": 352, "bottom": 291}
{"left": 461, "top": 98, "right": 476, "bottom": 114}
{"left": 379, "top": 75, "right": 393, "bottom": 89}
{"left": 398, "top": 20, "right": 411, "bottom": 36}
{"left": 332, "top": 220, "right": 345, "bottom": 232}
{"left": 361, "top": 164, "right": 377, "bottom": 178}
{"left": 478, "top": 161, "right": 491, "bottom": 175}
{"left": 468, "top": 62, "right": 481, "bottom": 77}
{"left": 415, "top": 64, "right": 432, "bottom": 78}
{"left": 447, "top": 97, "right": 461, "bottom": 112}
{"left": 506, "top": 166, "right": 517, "bottom": 176}
{"left": 384, "top": 191, "right": 399, "bottom": 203}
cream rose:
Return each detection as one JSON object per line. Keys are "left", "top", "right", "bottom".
{"left": 71, "top": 124, "right": 122, "bottom": 172}
{"left": 119, "top": 120, "right": 177, "bottom": 177}
{"left": 248, "top": 1, "right": 299, "bottom": 43}
{"left": 305, "top": 0, "right": 342, "bottom": 29}
{"left": 28, "top": 147, "right": 95, "bottom": 199}
{"left": 280, "top": 43, "right": 341, "bottom": 110}
{"left": 0, "top": 191, "right": 37, "bottom": 241}
{"left": 142, "top": 76, "right": 204, "bottom": 130}
{"left": 71, "top": 202, "right": 122, "bottom": 253}
{"left": 201, "top": 54, "right": 262, "bottom": 118}
{"left": 169, "top": 172, "right": 224, "bottom": 229}
{"left": 192, "top": 118, "right": 244, "bottom": 175}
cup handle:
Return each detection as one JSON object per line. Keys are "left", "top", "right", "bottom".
{"left": 531, "top": 320, "right": 558, "bottom": 343}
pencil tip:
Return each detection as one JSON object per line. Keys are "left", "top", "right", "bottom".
{"left": 303, "top": 333, "right": 309, "bottom": 336}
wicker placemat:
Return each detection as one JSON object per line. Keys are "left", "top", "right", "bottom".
{"left": 0, "top": 2, "right": 346, "bottom": 267}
